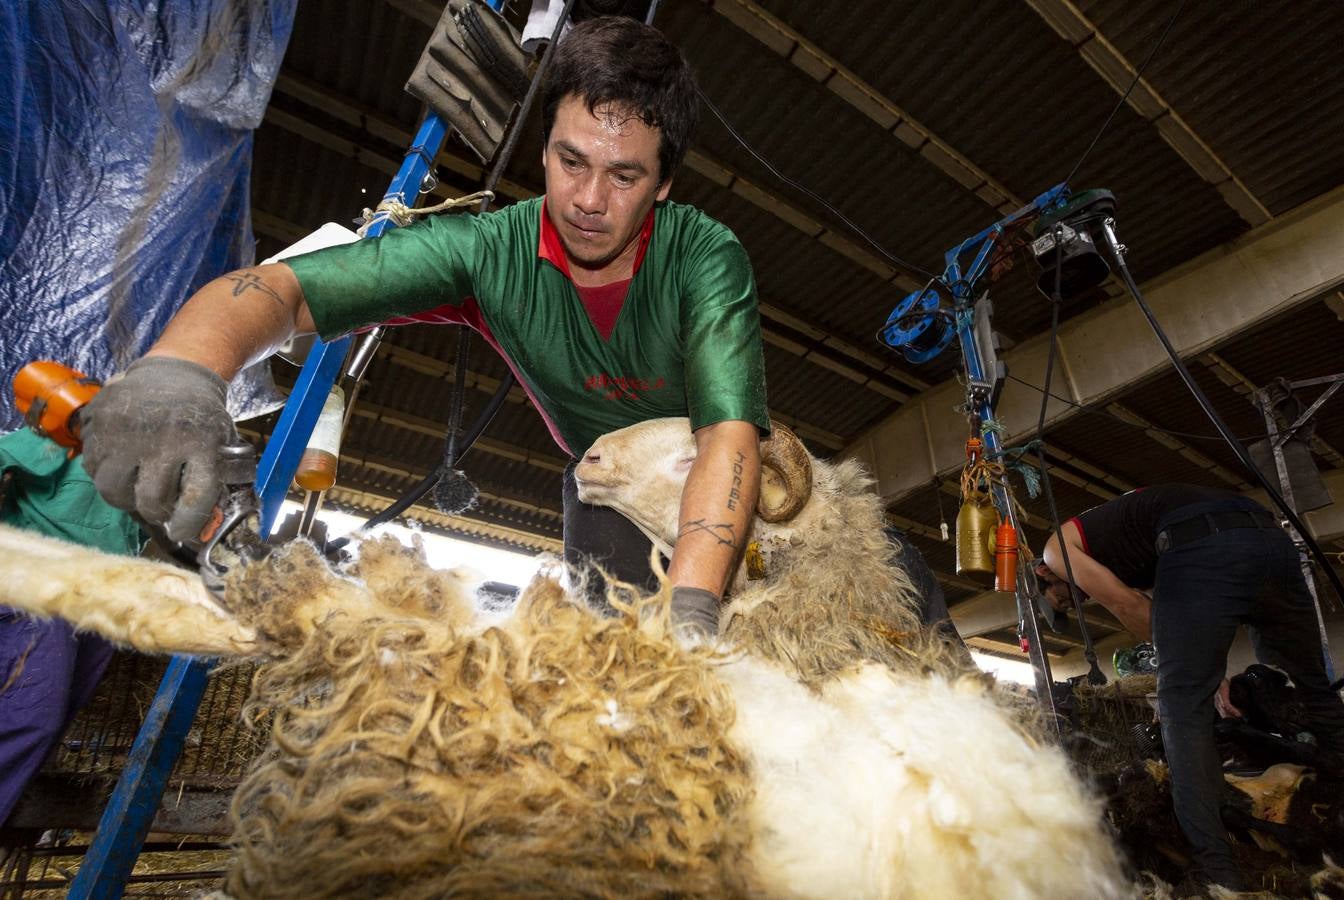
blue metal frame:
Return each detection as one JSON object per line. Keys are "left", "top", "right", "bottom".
{"left": 941, "top": 182, "right": 1068, "bottom": 302}
{"left": 70, "top": 110, "right": 453, "bottom": 897}
{"left": 879, "top": 183, "right": 1075, "bottom": 721}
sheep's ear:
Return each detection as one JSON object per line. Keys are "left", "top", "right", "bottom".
{"left": 757, "top": 422, "right": 812, "bottom": 523}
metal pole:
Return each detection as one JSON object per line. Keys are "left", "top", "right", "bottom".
{"left": 1256, "top": 389, "right": 1335, "bottom": 680}
{"left": 956, "top": 309, "right": 1060, "bottom": 732}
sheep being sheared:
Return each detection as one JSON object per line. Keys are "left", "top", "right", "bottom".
{"left": 575, "top": 418, "right": 941, "bottom": 685}
{"left": 0, "top": 429, "right": 1130, "bottom": 900}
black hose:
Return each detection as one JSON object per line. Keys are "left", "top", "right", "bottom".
{"left": 443, "top": 326, "right": 473, "bottom": 467}
{"left": 1034, "top": 225, "right": 1106, "bottom": 684}
{"left": 333, "top": 0, "right": 579, "bottom": 546}
{"left": 1104, "top": 222, "right": 1344, "bottom": 615}
{"left": 328, "top": 371, "right": 514, "bottom": 550}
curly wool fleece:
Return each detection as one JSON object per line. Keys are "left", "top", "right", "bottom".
{"left": 224, "top": 538, "right": 758, "bottom": 900}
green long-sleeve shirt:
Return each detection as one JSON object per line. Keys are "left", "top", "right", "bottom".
{"left": 287, "top": 197, "right": 769, "bottom": 457}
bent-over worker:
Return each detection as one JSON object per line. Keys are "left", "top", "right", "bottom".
{"left": 1034, "top": 483, "right": 1344, "bottom": 890}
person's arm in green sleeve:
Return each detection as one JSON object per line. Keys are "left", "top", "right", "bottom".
{"left": 148, "top": 212, "right": 490, "bottom": 379}
{"left": 79, "top": 214, "right": 493, "bottom": 540}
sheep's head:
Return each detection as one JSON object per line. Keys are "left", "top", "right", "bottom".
{"left": 574, "top": 418, "right": 813, "bottom": 557}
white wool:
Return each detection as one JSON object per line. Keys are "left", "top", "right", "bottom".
{"left": 823, "top": 664, "right": 1127, "bottom": 900}
{"left": 595, "top": 698, "right": 634, "bottom": 733}
{"left": 719, "top": 658, "right": 1127, "bottom": 900}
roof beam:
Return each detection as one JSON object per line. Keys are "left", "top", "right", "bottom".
{"left": 758, "top": 302, "right": 929, "bottom": 395}
{"left": 850, "top": 186, "right": 1344, "bottom": 504}
{"left": 1024, "top": 0, "right": 1271, "bottom": 227}
{"left": 706, "top": 0, "right": 1023, "bottom": 216}
{"left": 682, "top": 147, "right": 922, "bottom": 291}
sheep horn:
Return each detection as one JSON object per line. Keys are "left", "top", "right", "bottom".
{"left": 757, "top": 422, "right": 812, "bottom": 523}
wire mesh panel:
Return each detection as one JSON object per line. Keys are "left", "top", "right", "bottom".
{"left": 47, "top": 652, "right": 269, "bottom": 789}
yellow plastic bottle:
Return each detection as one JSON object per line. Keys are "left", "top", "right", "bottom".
{"left": 294, "top": 386, "right": 345, "bottom": 492}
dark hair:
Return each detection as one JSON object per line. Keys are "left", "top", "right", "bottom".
{"left": 541, "top": 17, "right": 699, "bottom": 184}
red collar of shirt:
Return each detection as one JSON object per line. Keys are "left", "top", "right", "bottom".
{"left": 538, "top": 199, "right": 655, "bottom": 283}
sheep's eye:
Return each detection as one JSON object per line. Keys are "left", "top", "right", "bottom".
{"left": 675, "top": 454, "right": 696, "bottom": 472}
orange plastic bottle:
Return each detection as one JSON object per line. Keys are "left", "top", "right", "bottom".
{"left": 295, "top": 386, "right": 344, "bottom": 492}
{"left": 993, "top": 522, "right": 1019, "bottom": 593}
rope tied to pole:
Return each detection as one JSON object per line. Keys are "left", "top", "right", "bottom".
{"left": 357, "top": 190, "right": 495, "bottom": 236}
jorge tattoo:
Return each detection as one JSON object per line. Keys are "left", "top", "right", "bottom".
{"left": 726, "top": 449, "right": 746, "bottom": 511}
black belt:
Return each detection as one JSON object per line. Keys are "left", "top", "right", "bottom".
{"left": 1155, "top": 508, "right": 1278, "bottom": 553}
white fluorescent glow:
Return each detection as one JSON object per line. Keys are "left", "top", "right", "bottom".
{"left": 274, "top": 500, "right": 548, "bottom": 590}
{"left": 970, "top": 651, "right": 1037, "bottom": 686}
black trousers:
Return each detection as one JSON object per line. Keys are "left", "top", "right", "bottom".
{"left": 1153, "top": 499, "right": 1344, "bottom": 887}
{"left": 561, "top": 462, "right": 663, "bottom": 610}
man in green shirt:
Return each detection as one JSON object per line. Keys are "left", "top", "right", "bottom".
{"left": 81, "top": 17, "right": 769, "bottom": 636}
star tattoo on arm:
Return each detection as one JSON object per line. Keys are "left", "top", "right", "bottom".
{"left": 678, "top": 519, "right": 739, "bottom": 549}
{"left": 223, "top": 272, "right": 286, "bottom": 306}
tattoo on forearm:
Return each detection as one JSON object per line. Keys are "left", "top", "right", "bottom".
{"left": 223, "top": 273, "right": 285, "bottom": 306}
{"left": 679, "top": 519, "right": 738, "bottom": 549}
{"left": 726, "top": 450, "right": 746, "bottom": 511}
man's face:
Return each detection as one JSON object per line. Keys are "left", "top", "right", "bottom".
{"left": 1034, "top": 563, "right": 1074, "bottom": 612}
{"left": 543, "top": 95, "right": 672, "bottom": 277}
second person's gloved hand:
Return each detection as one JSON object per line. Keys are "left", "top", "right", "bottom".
{"left": 81, "top": 356, "right": 236, "bottom": 544}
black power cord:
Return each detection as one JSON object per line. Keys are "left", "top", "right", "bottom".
{"left": 1032, "top": 225, "right": 1106, "bottom": 684}
{"left": 1101, "top": 223, "right": 1344, "bottom": 624}
{"left": 696, "top": 87, "right": 939, "bottom": 283}
{"left": 331, "top": 0, "right": 581, "bottom": 548}
{"left": 1062, "top": 0, "right": 1187, "bottom": 187}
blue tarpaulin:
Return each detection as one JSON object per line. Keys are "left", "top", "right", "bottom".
{"left": 0, "top": 0, "right": 299, "bottom": 431}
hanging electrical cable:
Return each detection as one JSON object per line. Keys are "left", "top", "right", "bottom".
{"left": 333, "top": 0, "right": 581, "bottom": 546}
{"left": 1033, "top": 225, "right": 1106, "bottom": 683}
{"left": 696, "top": 88, "right": 940, "bottom": 283}
{"left": 1062, "top": 0, "right": 1187, "bottom": 187}
{"left": 1098, "top": 219, "right": 1344, "bottom": 618}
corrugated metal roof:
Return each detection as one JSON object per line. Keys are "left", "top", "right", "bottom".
{"left": 1074, "top": 0, "right": 1344, "bottom": 214}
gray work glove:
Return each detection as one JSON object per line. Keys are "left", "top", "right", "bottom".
{"left": 81, "top": 356, "right": 235, "bottom": 544}
{"left": 670, "top": 586, "right": 721, "bottom": 643}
